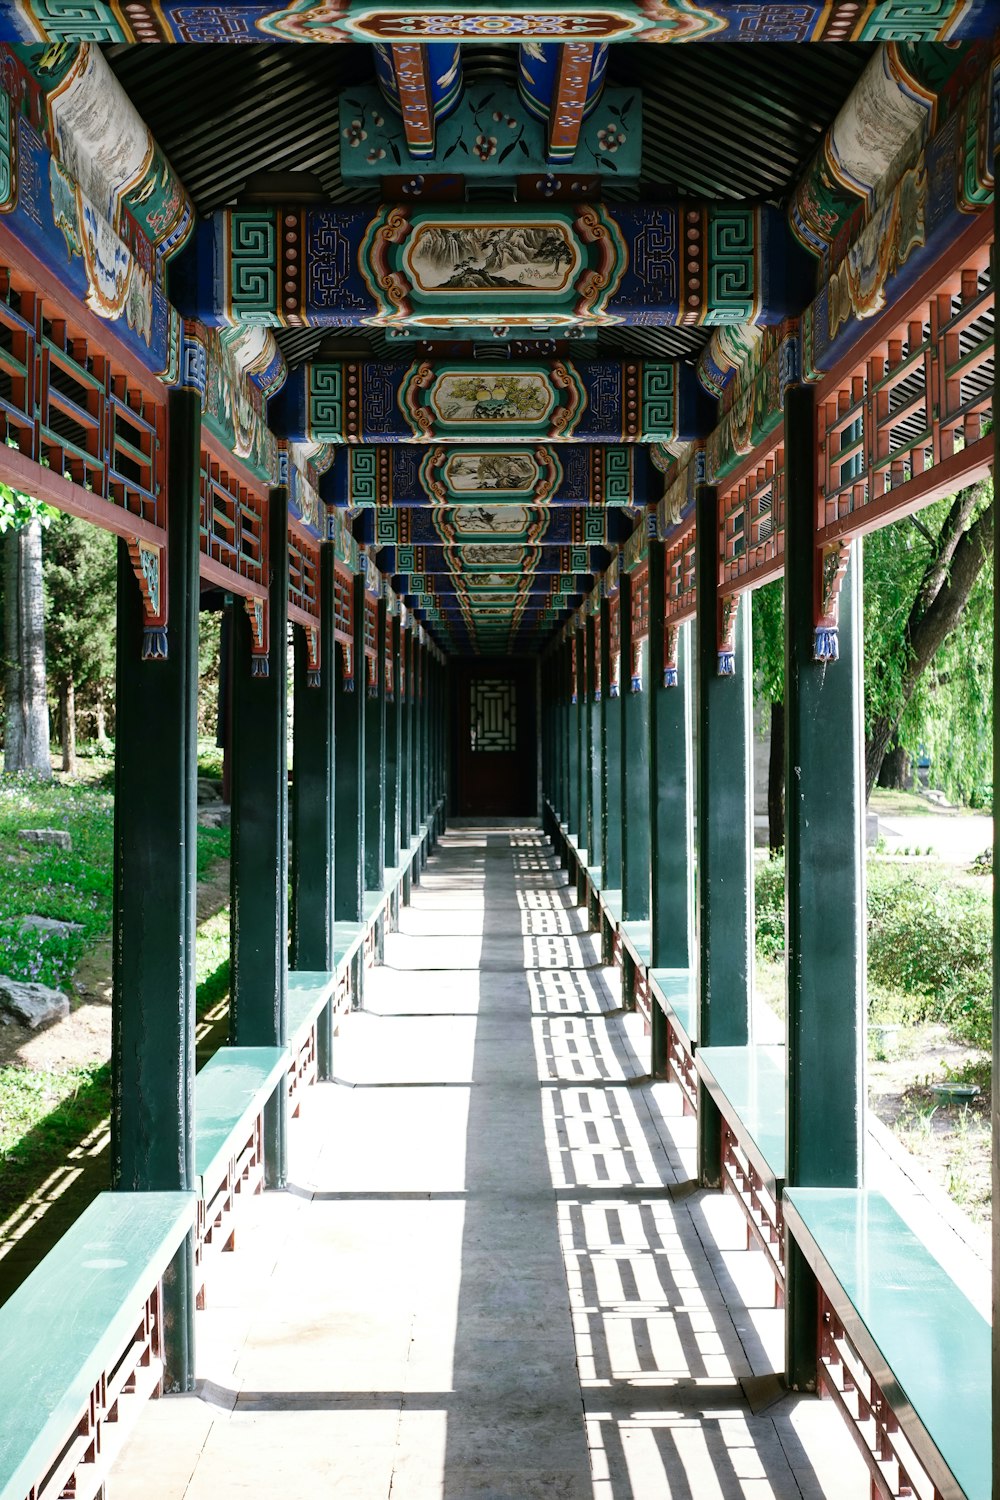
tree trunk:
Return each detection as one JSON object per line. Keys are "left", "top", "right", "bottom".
{"left": 877, "top": 742, "right": 909, "bottom": 791}
{"left": 59, "top": 676, "right": 76, "bottom": 775}
{"left": 767, "top": 698, "right": 785, "bottom": 853}
{"left": 95, "top": 682, "right": 110, "bottom": 750}
{"left": 3, "top": 519, "right": 51, "bottom": 777}
{"left": 864, "top": 487, "right": 994, "bottom": 801}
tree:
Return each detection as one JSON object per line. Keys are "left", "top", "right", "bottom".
{"left": 864, "top": 479, "right": 993, "bottom": 802}
{"left": 752, "top": 578, "right": 785, "bottom": 851}
{"left": 1, "top": 484, "right": 53, "bottom": 777}
{"left": 751, "top": 479, "right": 995, "bottom": 831}
{"left": 43, "top": 513, "right": 117, "bottom": 773}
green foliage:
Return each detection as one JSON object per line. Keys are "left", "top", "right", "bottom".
{"left": 751, "top": 577, "right": 784, "bottom": 706}
{"left": 196, "top": 823, "right": 230, "bottom": 879}
{"left": 0, "top": 1062, "right": 111, "bottom": 1219}
{"left": 42, "top": 513, "right": 116, "bottom": 695}
{"left": 0, "top": 777, "right": 114, "bottom": 985}
{"left": 864, "top": 492, "right": 993, "bottom": 806}
{"left": 751, "top": 490, "right": 994, "bottom": 811}
{"left": 196, "top": 908, "right": 230, "bottom": 1016}
{"left": 754, "top": 857, "right": 992, "bottom": 1051}
{"left": 0, "top": 773, "right": 229, "bottom": 985}
{"left": 0, "top": 480, "right": 54, "bottom": 535}
{"left": 753, "top": 854, "right": 785, "bottom": 962}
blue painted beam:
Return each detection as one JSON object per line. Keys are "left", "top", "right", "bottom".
{"left": 0, "top": 3, "right": 992, "bottom": 46}
{"left": 325, "top": 442, "right": 660, "bottom": 507}
{"left": 271, "top": 358, "right": 713, "bottom": 445}
{"left": 173, "top": 201, "right": 810, "bottom": 335}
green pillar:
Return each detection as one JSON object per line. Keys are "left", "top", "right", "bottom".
{"left": 566, "top": 631, "right": 580, "bottom": 842}
{"left": 620, "top": 569, "right": 651, "bottom": 924}
{"left": 784, "top": 384, "right": 866, "bottom": 1388}
{"left": 648, "top": 541, "right": 695, "bottom": 1074}
{"left": 290, "top": 543, "right": 336, "bottom": 1079}
{"left": 230, "top": 486, "right": 289, "bottom": 1188}
{"left": 576, "top": 620, "right": 588, "bottom": 862}
{"left": 112, "top": 387, "right": 199, "bottom": 1390}
{"left": 364, "top": 595, "right": 386, "bottom": 894}
{"left": 587, "top": 607, "right": 603, "bottom": 877}
{"left": 993, "top": 187, "right": 1000, "bottom": 1495}
{"left": 335, "top": 574, "right": 365, "bottom": 924}
{"left": 384, "top": 609, "right": 401, "bottom": 872}
{"left": 695, "top": 485, "right": 754, "bottom": 1186}
{"left": 400, "top": 620, "right": 413, "bottom": 853}
{"left": 601, "top": 594, "right": 623, "bottom": 896}
{"left": 414, "top": 634, "right": 425, "bottom": 833}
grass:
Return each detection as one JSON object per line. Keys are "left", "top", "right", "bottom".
{"left": 0, "top": 1063, "right": 112, "bottom": 1221}
{"left": 0, "top": 765, "right": 232, "bottom": 1228}
{"left": 0, "top": 771, "right": 229, "bottom": 989}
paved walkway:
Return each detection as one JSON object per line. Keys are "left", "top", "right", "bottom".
{"left": 112, "top": 828, "right": 866, "bottom": 1498}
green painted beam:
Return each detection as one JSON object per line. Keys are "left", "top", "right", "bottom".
{"left": 695, "top": 485, "right": 753, "bottom": 1188}
{"left": 111, "top": 387, "right": 199, "bottom": 1391}
{"left": 335, "top": 575, "right": 365, "bottom": 924}
{"left": 230, "top": 486, "right": 290, "bottom": 1190}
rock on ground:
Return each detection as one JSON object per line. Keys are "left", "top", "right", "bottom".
{"left": 0, "top": 976, "right": 71, "bottom": 1029}
{"left": 21, "top": 915, "right": 84, "bottom": 939}
{"left": 17, "top": 828, "right": 72, "bottom": 851}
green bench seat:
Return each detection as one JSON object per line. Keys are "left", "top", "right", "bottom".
{"left": 600, "top": 888, "right": 623, "bottom": 924}
{"left": 333, "top": 919, "right": 365, "bottom": 974}
{"left": 287, "top": 970, "right": 339, "bottom": 1108}
{"left": 620, "top": 920, "right": 651, "bottom": 969}
{"left": 649, "top": 968, "right": 697, "bottom": 1109}
{"left": 193, "top": 1045, "right": 288, "bottom": 1303}
{"left": 0, "top": 1190, "right": 195, "bottom": 1500}
{"left": 695, "top": 1044, "right": 786, "bottom": 1292}
{"left": 783, "top": 1187, "right": 990, "bottom": 1500}
{"left": 649, "top": 969, "right": 697, "bottom": 1054}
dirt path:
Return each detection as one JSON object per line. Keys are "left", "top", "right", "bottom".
{"left": 0, "top": 859, "right": 231, "bottom": 1073}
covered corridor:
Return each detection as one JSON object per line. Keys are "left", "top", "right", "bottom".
{"left": 109, "top": 828, "right": 864, "bottom": 1500}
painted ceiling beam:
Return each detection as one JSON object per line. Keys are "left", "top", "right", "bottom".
{"left": 379, "top": 543, "right": 606, "bottom": 573}
{"left": 371, "top": 43, "right": 463, "bottom": 160}
{"left": 0, "top": 2, "right": 991, "bottom": 44}
{"left": 325, "top": 442, "right": 660, "bottom": 507}
{"left": 270, "top": 358, "right": 714, "bottom": 445}
{"left": 172, "top": 200, "right": 811, "bottom": 335}
{"left": 517, "top": 43, "right": 610, "bottom": 166}
{"left": 5, "top": 43, "right": 194, "bottom": 264}
{"left": 359, "top": 504, "right": 630, "bottom": 547}
{"left": 341, "top": 70, "right": 637, "bottom": 181}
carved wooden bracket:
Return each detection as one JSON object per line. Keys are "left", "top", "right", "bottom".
{"left": 127, "top": 539, "right": 168, "bottom": 661}
{"left": 814, "top": 539, "right": 851, "bottom": 662}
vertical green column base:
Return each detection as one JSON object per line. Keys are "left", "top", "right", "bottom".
{"left": 697, "top": 1084, "right": 723, "bottom": 1189}
{"left": 317, "top": 1003, "right": 333, "bottom": 1082}
{"left": 784, "top": 1238, "right": 819, "bottom": 1392}
{"left": 622, "top": 951, "right": 636, "bottom": 1012}
{"left": 160, "top": 1235, "right": 195, "bottom": 1393}
{"left": 601, "top": 915, "right": 615, "bottom": 968}
{"left": 651, "top": 1006, "right": 667, "bottom": 1080}
{"left": 263, "top": 1088, "right": 287, "bottom": 1190}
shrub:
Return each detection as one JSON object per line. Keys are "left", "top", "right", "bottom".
{"left": 754, "top": 855, "right": 785, "bottom": 963}
{"left": 754, "top": 858, "right": 992, "bottom": 1051}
